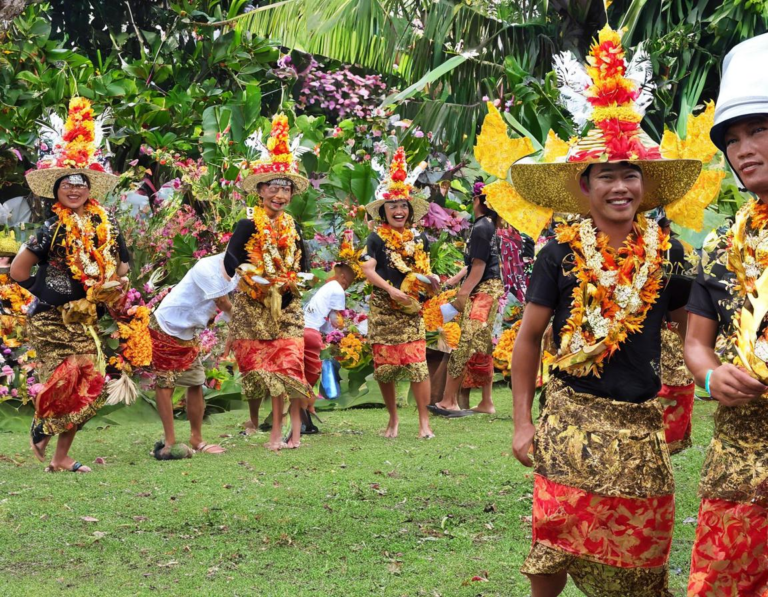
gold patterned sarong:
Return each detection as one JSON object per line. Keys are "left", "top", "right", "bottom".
{"left": 27, "top": 308, "right": 106, "bottom": 442}
{"left": 521, "top": 379, "right": 674, "bottom": 597}
{"left": 447, "top": 278, "right": 503, "bottom": 380}
{"left": 229, "top": 291, "right": 311, "bottom": 402}
{"left": 368, "top": 287, "right": 428, "bottom": 383}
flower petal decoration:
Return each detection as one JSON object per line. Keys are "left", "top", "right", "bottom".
{"left": 660, "top": 101, "right": 720, "bottom": 164}
{"left": 542, "top": 130, "right": 571, "bottom": 163}
{"left": 474, "top": 102, "right": 535, "bottom": 179}
{"left": 484, "top": 179, "right": 552, "bottom": 240}
{"left": 665, "top": 169, "right": 726, "bottom": 232}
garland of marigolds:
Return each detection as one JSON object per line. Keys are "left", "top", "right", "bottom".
{"left": 553, "top": 216, "right": 668, "bottom": 377}
{"left": 51, "top": 199, "right": 117, "bottom": 290}
{"left": 377, "top": 224, "right": 431, "bottom": 275}
{"left": 726, "top": 199, "right": 768, "bottom": 297}
{"left": 244, "top": 205, "right": 301, "bottom": 280}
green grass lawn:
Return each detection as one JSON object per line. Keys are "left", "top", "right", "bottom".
{"left": 0, "top": 389, "right": 715, "bottom": 597}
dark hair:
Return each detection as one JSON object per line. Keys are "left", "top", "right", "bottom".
{"left": 53, "top": 174, "right": 91, "bottom": 199}
{"left": 378, "top": 201, "right": 414, "bottom": 225}
{"left": 334, "top": 262, "right": 355, "bottom": 279}
{"left": 473, "top": 177, "right": 498, "bottom": 226}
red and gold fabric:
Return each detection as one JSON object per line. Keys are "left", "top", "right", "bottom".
{"left": 230, "top": 290, "right": 312, "bottom": 403}
{"left": 688, "top": 498, "right": 768, "bottom": 596}
{"left": 368, "top": 287, "right": 428, "bottom": 384}
{"left": 521, "top": 379, "right": 675, "bottom": 596}
{"left": 448, "top": 278, "right": 503, "bottom": 380}
{"left": 658, "top": 326, "right": 694, "bottom": 454}
{"left": 148, "top": 315, "right": 203, "bottom": 389}
{"left": 461, "top": 353, "right": 494, "bottom": 388}
{"left": 687, "top": 397, "right": 768, "bottom": 595}
{"left": 27, "top": 308, "right": 106, "bottom": 444}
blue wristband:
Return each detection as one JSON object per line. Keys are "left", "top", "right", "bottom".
{"left": 705, "top": 369, "right": 714, "bottom": 395}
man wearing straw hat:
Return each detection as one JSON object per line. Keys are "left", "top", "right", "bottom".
{"left": 507, "top": 27, "right": 704, "bottom": 596}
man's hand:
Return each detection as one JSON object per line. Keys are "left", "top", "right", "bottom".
{"left": 709, "top": 364, "right": 767, "bottom": 406}
{"left": 452, "top": 293, "right": 468, "bottom": 313}
{"left": 388, "top": 287, "right": 411, "bottom": 305}
{"left": 428, "top": 274, "right": 441, "bottom": 293}
{"left": 512, "top": 422, "right": 536, "bottom": 467}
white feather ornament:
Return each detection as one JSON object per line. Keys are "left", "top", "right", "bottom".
{"left": 553, "top": 51, "right": 593, "bottom": 127}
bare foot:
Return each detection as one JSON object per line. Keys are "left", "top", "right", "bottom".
{"left": 384, "top": 419, "right": 399, "bottom": 438}
{"left": 284, "top": 438, "right": 301, "bottom": 449}
{"left": 264, "top": 441, "right": 286, "bottom": 452}
{"left": 30, "top": 436, "right": 51, "bottom": 462}
{"left": 471, "top": 405, "right": 496, "bottom": 414}
{"left": 191, "top": 442, "right": 226, "bottom": 454}
{"left": 418, "top": 427, "right": 435, "bottom": 439}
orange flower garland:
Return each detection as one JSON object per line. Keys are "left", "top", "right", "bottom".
{"left": 727, "top": 199, "right": 768, "bottom": 296}
{"left": 338, "top": 332, "right": 365, "bottom": 368}
{"left": 423, "top": 289, "right": 459, "bottom": 332}
{"left": 493, "top": 320, "right": 522, "bottom": 375}
{"left": 244, "top": 205, "right": 301, "bottom": 281}
{"left": 117, "top": 306, "right": 152, "bottom": 368}
{"left": 376, "top": 224, "right": 431, "bottom": 276}
{"left": 51, "top": 199, "right": 118, "bottom": 290}
{"left": 441, "top": 322, "right": 461, "bottom": 349}
{"left": 553, "top": 216, "right": 669, "bottom": 377}
{"left": 0, "top": 274, "right": 33, "bottom": 315}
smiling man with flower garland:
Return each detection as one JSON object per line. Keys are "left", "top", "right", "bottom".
{"left": 506, "top": 27, "right": 704, "bottom": 597}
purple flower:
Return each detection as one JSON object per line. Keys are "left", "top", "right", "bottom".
{"left": 325, "top": 330, "right": 345, "bottom": 344}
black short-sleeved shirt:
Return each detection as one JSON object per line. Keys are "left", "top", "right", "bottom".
{"left": 22, "top": 212, "right": 130, "bottom": 308}
{"left": 526, "top": 234, "right": 690, "bottom": 403}
{"left": 361, "top": 230, "right": 430, "bottom": 290}
{"left": 464, "top": 215, "right": 501, "bottom": 283}
{"left": 224, "top": 217, "right": 307, "bottom": 307}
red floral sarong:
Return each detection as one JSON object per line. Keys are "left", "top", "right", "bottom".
{"left": 688, "top": 498, "right": 768, "bottom": 596}
{"left": 533, "top": 475, "right": 675, "bottom": 568}
{"left": 36, "top": 355, "right": 105, "bottom": 419}
{"left": 233, "top": 338, "right": 306, "bottom": 381}
{"left": 150, "top": 326, "right": 200, "bottom": 372}
{"left": 462, "top": 353, "right": 493, "bottom": 388}
{"left": 372, "top": 340, "right": 426, "bottom": 368}
{"left": 659, "top": 382, "right": 694, "bottom": 454}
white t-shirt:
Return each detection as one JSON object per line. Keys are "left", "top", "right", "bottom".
{"left": 304, "top": 280, "right": 346, "bottom": 332}
{"left": 154, "top": 253, "right": 238, "bottom": 340}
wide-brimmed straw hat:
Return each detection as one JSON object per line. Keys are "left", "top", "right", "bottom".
{"left": 25, "top": 97, "right": 118, "bottom": 200}
{"left": 472, "top": 26, "right": 719, "bottom": 239}
{"left": 241, "top": 113, "right": 310, "bottom": 194}
{"left": 710, "top": 33, "right": 768, "bottom": 152}
{"left": 365, "top": 147, "right": 430, "bottom": 222}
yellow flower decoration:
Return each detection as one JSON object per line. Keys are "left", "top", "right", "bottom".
{"left": 423, "top": 289, "right": 458, "bottom": 332}
{"left": 660, "top": 102, "right": 724, "bottom": 231}
{"left": 118, "top": 306, "right": 153, "bottom": 368}
{"left": 441, "top": 322, "right": 461, "bottom": 349}
{"left": 493, "top": 321, "right": 521, "bottom": 375}
{"left": 665, "top": 170, "right": 726, "bottom": 232}
{"left": 484, "top": 179, "right": 552, "bottom": 240}
{"left": 542, "top": 130, "right": 570, "bottom": 163}
{"left": 474, "top": 102, "right": 535, "bottom": 179}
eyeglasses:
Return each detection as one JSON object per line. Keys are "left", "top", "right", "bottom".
{"left": 59, "top": 183, "right": 88, "bottom": 191}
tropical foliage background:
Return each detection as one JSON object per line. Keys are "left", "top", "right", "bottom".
{"left": 0, "top": 0, "right": 766, "bottom": 423}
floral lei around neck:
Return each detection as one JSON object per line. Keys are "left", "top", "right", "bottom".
{"left": 552, "top": 215, "right": 669, "bottom": 377}
{"left": 51, "top": 198, "right": 117, "bottom": 291}
{"left": 725, "top": 199, "right": 768, "bottom": 297}
{"left": 244, "top": 205, "right": 300, "bottom": 280}
{"left": 376, "top": 224, "right": 431, "bottom": 276}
